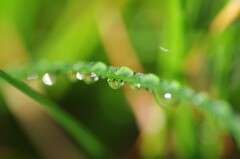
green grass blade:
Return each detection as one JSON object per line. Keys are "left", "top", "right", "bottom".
{"left": 0, "top": 70, "right": 113, "bottom": 158}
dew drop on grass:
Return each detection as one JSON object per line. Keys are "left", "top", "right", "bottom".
{"left": 134, "top": 73, "right": 144, "bottom": 79}
{"left": 154, "top": 90, "right": 179, "bottom": 108}
{"left": 83, "top": 73, "right": 99, "bottom": 84}
{"left": 42, "top": 73, "right": 55, "bottom": 86}
{"left": 89, "top": 61, "right": 107, "bottom": 71}
{"left": 107, "top": 78, "right": 124, "bottom": 89}
{"left": 130, "top": 83, "right": 141, "bottom": 90}
{"left": 115, "top": 66, "right": 134, "bottom": 77}
{"left": 76, "top": 72, "right": 85, "bottom": 80}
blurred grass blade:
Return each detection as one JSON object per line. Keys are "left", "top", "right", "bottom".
{"left": 0, "top": 70, "right": 113, "bottom": 158}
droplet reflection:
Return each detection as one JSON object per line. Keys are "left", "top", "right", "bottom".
{"left": 130, "top": 83, "right": 141, "bottom": 90}
{"left": 164, "top": 93, "right": 172, "bottom": 99}
{"left": 42, "top": 73, "right": 55, "bottom": 86}
{"left": 76, "top": 72, "right": 85, "bottom": 80}
{"left": 83, "top": 73, "right": 99, "bottom": 84}
{"left": 107, "top": 78, "right": 124, "bottom": 89}
{"left": 90, "top": 73, "right": 99, "bottom": 81}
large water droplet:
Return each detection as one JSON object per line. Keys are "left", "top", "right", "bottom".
{"left": 115, "top": 66, "right": 134, "bottom": 77}
{"left": 107, "top": 78, "right": 124, "bottom": 89}
{"left": 27, "top": 73, "right": 39, "bottom": 80}
{"left": 130, "top": 83, "right": 141, "bottom": 90}
{"left": 42, "top": 73, "right": 55, "bottom": 86}
{"left": 83, "top": 73, "right": 99, "bottom": 84}
{"left": 154, "top": 90, "right": 179, "bottom": 108}
{"left": 76, "top": 72, "right": 85, "bottom": 80}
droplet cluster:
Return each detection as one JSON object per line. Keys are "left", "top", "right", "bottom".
{"left": 24, "top": 61, "right": 232, "bottom": 113}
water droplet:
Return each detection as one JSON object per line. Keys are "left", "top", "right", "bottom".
{"left": 89, "top": 61, "right": 107, "bottom": 71}
{"left": 154, "top": 90, "right": 179, "bottom": 108}
{"left": 27, "top": 73, "right": 39, "bottom": 80}
{"left": 115, "top": 66, "right": 134, "bottom": 77}
{"left": 108, "top": 66, "right": 118, "bottom": 74}
{"left": 91, "top": 73, "right": 99, "bottom": 80}
{"left": 76, "top": 72, "right": 85, "bottom": 80}
{"left": 130, "top": 83, "right": 141, "bottom": 90}
{"left": 83, "top": 73, "right": 99, "bottom": 84}
{"left": 134, "top": 72, "right": 144, "bottom": 79}
{"left": 107, "top": 78, "right": 124, "bottom": 89}
{"left": 42, "top": 73, "right": 55, "bottom": 86}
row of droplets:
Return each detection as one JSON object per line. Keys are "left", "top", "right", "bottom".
{"left": 26, "top": 62, "right": 186, "bottom": 108}
{"left": 27, "top": 71, "right": 142, "bottom": 90}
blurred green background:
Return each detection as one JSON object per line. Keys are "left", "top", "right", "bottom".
{"left": 1, "top": 0, "right": 240, "bottom": 158}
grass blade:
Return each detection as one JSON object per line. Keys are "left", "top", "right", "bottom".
{"left": 0, "top": 70, "right": 113, "bottom": 158}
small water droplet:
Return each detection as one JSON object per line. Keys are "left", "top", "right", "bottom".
{"left": 134, "top": 73, "right": 144, "bottom": 79}
{"left": 89, "top": 61, "right": 107, "bottom": 71}
{"left": 130, "top": 83, "right": 141, "bottom": 90}
{"left": 27, "top": 73, "right": 39, "bottom": 80}
{"left": 42, "top": 73, "right": 55, "bottom": 86}
{"left": 115, "top": 66, "right": 134, "bottom": 77}
{"left": 154, "top": 91, "right": 179, "bottom": 108}
{"left": 108, "top": 66, "right": 118, "bottom": 74}
{"left": 76, "top": 72, "right": 85, "bottom": 80}
{"left": 83, "top": 73, "right": 99, "bottom": 84}
{"left": 107, "top": 78, "right": 124, "bottom": 89}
